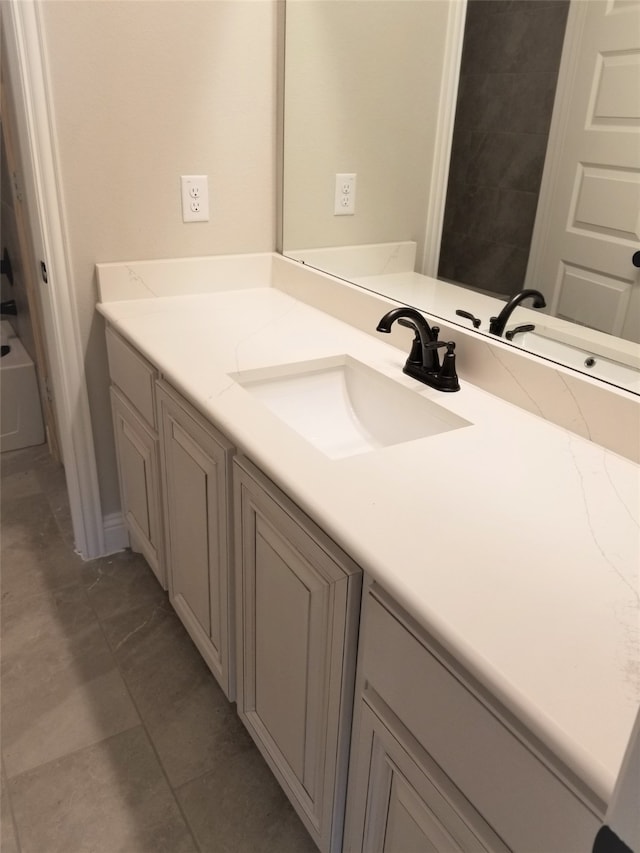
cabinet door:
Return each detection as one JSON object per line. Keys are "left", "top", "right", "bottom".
{"left": 157, "top": 384, "right": 235, "bottom": 699}
{"left": 358, "top": 585, "right": 601, "bottom": 852}
{"left": 345, "top": 701, "right": 510, "bottom": 853}
{"left": 110, "top": 387, "right": 165, "bottom": 587}
{"left": 234, "top": 457, "right": 361, "bottom": 853}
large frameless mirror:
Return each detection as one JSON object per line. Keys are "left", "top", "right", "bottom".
{"left": 281, "top": 0, "right": 640, "bottom": 395}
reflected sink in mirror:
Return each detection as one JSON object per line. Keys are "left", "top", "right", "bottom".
{"left": 230, "top": 355, "right": 471, "bottom": 459}
{"left": 501, "top": 325, "right": 640, "bottom": 393}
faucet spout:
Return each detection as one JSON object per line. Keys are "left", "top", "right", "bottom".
{"left": 376, "top": 306, "right": 439, "bottom": 372}
{"left": 489, "top": 289, "right": 546, "bottom": 337}
{"left": 376, "top": 307, "right": 460, "bottom": 391}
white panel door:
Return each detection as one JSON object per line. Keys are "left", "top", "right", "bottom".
{"left": 527, "top": 0, "right": 640, "bottom": 343}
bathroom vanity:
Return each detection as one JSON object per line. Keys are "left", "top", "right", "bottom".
{"left": 97, "top": 253, "right": 639, "bottom": 853}
{"left": 103, "top": 302, "right": 362, "bottom": 850}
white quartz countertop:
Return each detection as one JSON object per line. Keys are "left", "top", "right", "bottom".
{"left": 97, "top": 284, "right": 640, "bottom": 805}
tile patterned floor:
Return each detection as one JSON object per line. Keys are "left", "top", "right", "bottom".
{"left": 1, "top": 444, "right": 317, "bottom": 853}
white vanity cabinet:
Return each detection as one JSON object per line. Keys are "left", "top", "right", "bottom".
{"left": 106, "top": 327, "right": 165, "bottom": 588}
{"left": 156, "top": 381, "right": 235, "bottom": 700}
{"left": 102, "top": 307, "right": 618, "bottom": 853}
{"left": 345, "top": 581, "right": 603, "bottom": 853}
{"left": 233, "top": 456, "right": 362, "bottom": 853}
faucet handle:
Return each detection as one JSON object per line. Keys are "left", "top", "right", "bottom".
{"left": 424, "top": 341, "right": 459, "bottom": 391}
{"left": 505, "top": 324, "right": 535, "bottom": 341}
{"left": 423, "top": 339, "right": 452, "bottom": 351}
{"left": 455, "top": 309, "right": 481, "bottom": 328}
{"left": 439, "top": 342, "right": 459, "bottom": 391}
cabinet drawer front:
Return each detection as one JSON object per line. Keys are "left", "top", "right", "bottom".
{"left": 362, "top": 591, "right": 600, "bottom": 853}
{"left": 106, "top": 326, "right": 157, "bottom": 428}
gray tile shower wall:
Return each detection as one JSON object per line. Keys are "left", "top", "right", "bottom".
{"left": 438, "top": 0, "right": 570, "bottom": 296}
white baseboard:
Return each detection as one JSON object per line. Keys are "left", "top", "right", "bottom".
{"left": 102, "top": 512, "right": 130, "bottom": 555}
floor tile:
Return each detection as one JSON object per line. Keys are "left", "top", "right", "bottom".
{"left": 0, "top": 494, "right": 84, "bottom": 601}
{"left": 2, "top": 582, "right": 100, "bottom": 660}
{"left": 103, "top": 598, "right": 241, "bottom": 788}
{"left": 31, "top": 451, "right": 67, "bottom": 496}
{"left": 2, "top": 622, "right": 140, "bottom": 778}
{"left": 8, "top": 727, "right": 198, "bottom": 853}
{"left": 1, "top": 764, "right": 20, "bottom": 853}
{"left": 0, "top": 443, "right": 50, "bottom": 477}
{"left": 177, "top": 736, "right": 317, "bottom": 853}
{"left": 84, "top": 549, "right": 167, "bottom": 623}
{"left": 0, "top": 468, "right": 42, "bottom": 503}
{"left": 1, "top": 490, "right": 56, "bottom": 548}
{"left": 2, "top": 582, "right": 140, "bottom": 779}
{"left": 1, "top": 445, "right": 317, "bottom": 852}
{"left": 33, "top": 458, "right": 75, "bottom": 545}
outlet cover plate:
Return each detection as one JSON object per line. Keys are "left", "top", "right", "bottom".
{"left": 334, "top": 173, "right": 356, "bottom": 215}
{"left": 181, "top": 175, "right": 209, "bottom": 222}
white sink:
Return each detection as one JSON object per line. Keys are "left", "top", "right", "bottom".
{"left": 230, "top": 355, "right": 471, "bottom": 459}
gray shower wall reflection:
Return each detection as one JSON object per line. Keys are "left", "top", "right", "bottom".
{"left": 438, "top": 0, "right": 570, "bottom": 297}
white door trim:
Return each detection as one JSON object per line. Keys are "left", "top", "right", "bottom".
{"left": 4, "top": 0, "right": 105, "bottom": 559}
{"left": 420, "top": 0, "right": 467, "bottom": 278}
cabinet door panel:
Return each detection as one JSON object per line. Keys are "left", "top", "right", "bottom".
{"left": 240, "top": 497, "right": 344, "bottom": 804}
{"left": 235, "top": 456, "right": 361, "bottom": 853}
{"left": 348, "top": 702, "right": 508, "bottom": 853}
{"left": 119, "top": 418, "right": 152, "bottom": 541}
{"left": 386, "top": 774, "right": 460, "bottom": 853}
{"left": 362, "top": 589, "right": 601, "bottom": 851}
{"left": 158, "top": 383, "right": 234, "bottom": 699}
{"left": 254, "top": 523, "right": 313, "bottom": 782}
{"left": 110, "top": 387, "right": 164, "bottom": 586}
{"left": 169, "top": 426, "right": 212, "bottom": 635}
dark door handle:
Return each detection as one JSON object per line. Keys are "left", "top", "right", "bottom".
{"left": 633, "top": 250, "right": 640, "bottom": 268}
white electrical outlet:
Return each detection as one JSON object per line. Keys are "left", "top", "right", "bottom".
{"left": 334, "top": 173, "right": 356, "bottom": 215}
{"left": 181, "top": 175, "right": 209, "bottom": 222}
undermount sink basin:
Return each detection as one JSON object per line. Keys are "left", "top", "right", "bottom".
{"left": 230, "top": 355, "right": 471, "bottom": 459}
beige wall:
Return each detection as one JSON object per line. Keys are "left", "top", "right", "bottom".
{"left": 282, "top": 1, "right": 450, "bottom": 259}
{"left": 40, "top": 0, "right": 278, "bottom": 516}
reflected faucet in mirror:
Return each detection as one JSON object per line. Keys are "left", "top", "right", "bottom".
{"left": 376, "top": 307, "right": 460, "bottom": 392}
{"left": 488, "top": 290, "right": 547, "bottom": 338}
